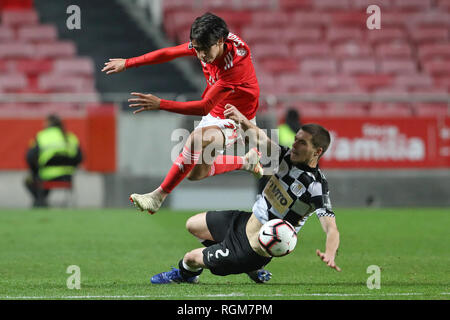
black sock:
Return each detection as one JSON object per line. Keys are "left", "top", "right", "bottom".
{"left": 178, "top": 259, "right": 203, "bottom": 280}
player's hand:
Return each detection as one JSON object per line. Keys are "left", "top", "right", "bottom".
{"left": 224, "top": 104, "right": 246, "bottom": 125}
{"left": 316, "top": 249, "right": 341, "bottom": 272}
{"left": 128, "top": 92, "right": 161, "bottom": 114}
{"left": 101, "top": 58, "right": 126, "bottom": 74}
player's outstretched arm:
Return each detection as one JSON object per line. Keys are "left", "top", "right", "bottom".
{"left": 103, "top": 43, "right": 194, "bottom": 76}
{"left": 102, "top": 58, "right": 126, "bottom": 74}
{"left": 316, "top": 216, "right": 341, "bottom": 272}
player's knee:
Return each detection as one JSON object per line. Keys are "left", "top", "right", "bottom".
{"left": 185, "top": 213, "right": 206, "bottom": 236}
{"left": 183, "top": 249, "right": 203, "bottom": 266}
{"left": 186, "top": 170, "right": 202, "bottom": 181}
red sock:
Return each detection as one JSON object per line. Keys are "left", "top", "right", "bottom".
{"left": 208, "top": 155, "right": 243, "bottom": 177}
{"left": 160, "top": 145, "right": 201, "bottom": 193}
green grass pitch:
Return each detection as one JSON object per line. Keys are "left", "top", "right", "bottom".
{"left": 0, "top": 208, "right": 448, "bottom": 300}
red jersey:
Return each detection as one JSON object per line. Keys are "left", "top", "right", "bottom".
{"left": 125, "top": 33, "right": 260, "bottom": 120}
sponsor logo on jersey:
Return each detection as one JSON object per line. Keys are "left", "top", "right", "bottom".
{"left": 264, "top": 176, "right": 293, "bottom": 213}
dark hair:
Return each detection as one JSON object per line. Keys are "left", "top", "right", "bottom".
{"left": 285, "top": 108, "right": 301, "bottom": 133}
{"left": 301, "top": 123, "right": 331, "bottom": 158}
{"left": 190, "top": 12, "right": 229, "bottom": 49}
{"left": 47, "top": 114, "right": 67, "bottom": 140}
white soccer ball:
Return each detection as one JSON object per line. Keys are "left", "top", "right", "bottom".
{"left": 258, "top": 219, "right": 297, "bottom": 257}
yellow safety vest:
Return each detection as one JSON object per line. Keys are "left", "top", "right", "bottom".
{"left": 278, "top": 124, "right": 296, "bottom": 148}
{"left": 36, "top": 127, "right": 79, "bottom": 180}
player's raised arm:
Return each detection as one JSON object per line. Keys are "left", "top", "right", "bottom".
{"left": 316, "top": 216, "right": 341, "bottom": 272}
{"left": 102, "top": 42, "right": 195, "bottom": 75}
{"left": 224, "top": 104, "right": 279, "bottom": 155}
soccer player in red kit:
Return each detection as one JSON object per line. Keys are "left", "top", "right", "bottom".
{"left": 102, "top": 13, "right": 263, "bottom": 214}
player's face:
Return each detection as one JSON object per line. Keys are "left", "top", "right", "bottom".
{"left": 192, "top": 39, "right": 224, "bottom": 64}
{"left": 290, "top": 130, "right": 319, "bottom": 166}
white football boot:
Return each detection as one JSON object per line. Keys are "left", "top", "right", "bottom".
{"left": 129, "top": 189, "right": 165, "bottom": 214}
{"left": 242, "top": 148, "right": 264, "bottom": 179}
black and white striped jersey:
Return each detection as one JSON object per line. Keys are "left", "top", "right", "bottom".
{"left": 252, "top": 146, "right": 335, "bottom": 233}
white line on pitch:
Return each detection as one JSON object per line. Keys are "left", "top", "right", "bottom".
{"left": 0, "top": 292, "right": 448, "bottom": 299}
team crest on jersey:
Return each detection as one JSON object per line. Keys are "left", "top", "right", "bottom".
{"left": 236, "top": 49, "right": 247, "bottom": 56}
{"left": 290, "top": 182, "right": 305, "bottom": 197}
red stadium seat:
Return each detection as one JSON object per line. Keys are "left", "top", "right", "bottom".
{"left": 369, "top": 103, "right": 413, "bottom": 117}
{"left": 414, "top": 103, "right": 449, "bottom": 117}
{"left": 0, "top": 26, "right": 14, "bottom": 42}
{"left": 0, "top": 73, "right": 28, "bottom": 92}
{"left": 375, "top": 42, "right": 412, "bottom": 59}
{"left": 409, "top": 27, "right": 449, "bottom": 44}
{"left": 341, "top": 59, "right": 377, "bottom": 75}
{"left": 279, "top": 0, "right": 313, "bottom": 11}
{"left": 260, "top": 58, "right": 299, "bottom": 74}
{"left": 418, "top": 44, "right": 450, "bottom": 61}
{"left": 38, "top": 74, "right": 94, "bottom": 93}
{"left": 281, "top": 27, "right": 322, "bottom": 44}
{"left": 0, "top": 42, "right": 34, "bottom": 59}
{"left": 436, "top": 0, "right": 450, "bottom": 12}
{"left": 422, "top": 60, "right": 450, "bottom": 77}
{"left": 14, "top": 59, "right": 53, "bottom": 75}
{"left": 295, "top": 103, "right": 327, "bottom": 118}
{"left": 52, "top": 58, "right": 95, "bottom": 76}
{"left": 278, "top": 73, "right": 318, "bottom": 93}
{"left": 1, "top": 9, "right": 38, "bottom": 26}
{"left": 240, "top": 27, "right": 281, "bottom": 45}
{"left": 330, "top": 11, "right": 367, "bottom": 27}
{"left": 299, "top": 58, "right": 338, "bottom": 75}
{"left": 379, "top": 12, "right": 410, "bottom": 28}
{"left": 367, "top": 28, "right": 406, "bottom": 45}
{"left": 250, "top": 11, "right": 290, "bottom": 27}
{"left": 379, "top": 60, "right": 417, "bottom": 74}
{"left": 351, "top": 0, "right": 393, "bottom": 9}
{"left": 291, "top": 12, "right": 330, "bottom": 27}
{"left": 394, "top": 74, "right": 433, "bottom": 90}
{"left": 17, "top": 25, "right": 58, "bottom": 43}
{"left": 291, "top": 43, "right": 330, "bottom": 59}
{"left": 324, "top": 103, "right": 369, "bottom": 117}
{"left": 333, "top": 41, "right": 373, "bottom": 59}
{"left": 251, "top": 43, "right": 290, "bottom": 60}
{"left": 392, "top": 0, "right": 432, "bottom": 11}
{"left": 408, "top": 12, "right": 450, "bottom": 28}
{"left": 35, "top": 41, "right": 76, "bottom": 58}
{"left": 326, "top": 28, "right": 364, "bottom": 44}
{"left": 355, "top": 74, "right": 394, "bottom": 92}
{"left": 313, "top": 0, "right": 351, "bottom": 10}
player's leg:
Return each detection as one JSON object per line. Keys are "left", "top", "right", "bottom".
{"left": 130, "top": 126, "right": 207, "bottom": 214}
{"left": 187, "top": 125, "right": 263, "bottom": 181}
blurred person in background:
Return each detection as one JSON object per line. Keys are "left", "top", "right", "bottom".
{"left": 257, "top": 108, "right": 302, "bottom": 194}
{"left": 278, "top": 108, "right": 302, "bottom": 148}
{"left": 25, "top": 114, "right": 83, "bottom": 208}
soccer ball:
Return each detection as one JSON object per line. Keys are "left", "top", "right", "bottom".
{"left": 258, "top": 219, "right": 297, "bottom": 257}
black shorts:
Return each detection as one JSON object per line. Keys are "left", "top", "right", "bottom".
{"left": 203, "top": 210, "right": 272, "bottom": 276}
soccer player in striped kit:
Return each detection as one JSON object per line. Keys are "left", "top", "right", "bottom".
{"left": 102, "top": 13, "right": 263, "bottom": 214}
{"left": 150, "top": 104, "right": 341, "bottom": 284}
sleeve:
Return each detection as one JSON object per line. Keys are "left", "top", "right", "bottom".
{"left": 159, "top": 83, "right": 234, "bottom": 116}
{"left": 313, "top": 179, "right": 335, "bottom": 218}
{"left": 125, "top": 42, "right": 195, "bottom": 68}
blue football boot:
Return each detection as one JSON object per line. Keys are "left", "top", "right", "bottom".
{"left": 151, "top": 267, "right": 199, "bottom": 284}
